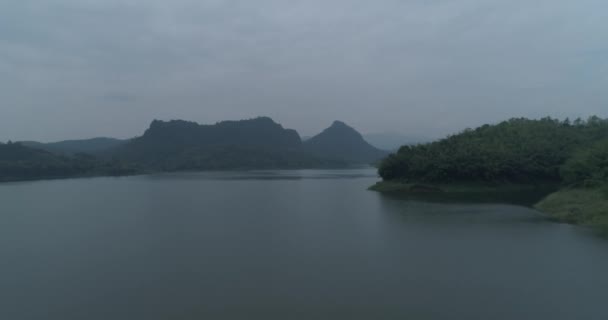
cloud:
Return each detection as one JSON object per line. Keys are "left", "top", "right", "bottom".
{"left": 100, "top": 92, "right": 137, "bottom": 103}
{"left": 1, "top": 0, "right": 607, "bottom": 141}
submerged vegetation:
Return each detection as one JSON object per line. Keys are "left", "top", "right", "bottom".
{"left": 375, "top": 117, "right": 608, "bottom": 229}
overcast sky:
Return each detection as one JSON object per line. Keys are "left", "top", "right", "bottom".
{"left": 1, "top": 0, "right": 607, "bottom": 142}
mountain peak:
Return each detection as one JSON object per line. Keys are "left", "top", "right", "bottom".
{"left": 321, "top": 121, "right": 363, "bottom": 140}
{"left": 303, "top": 121, "right": 387, "bottom": 163}
{"left": 331, "top": 120, "right": 349, "bottom": 127}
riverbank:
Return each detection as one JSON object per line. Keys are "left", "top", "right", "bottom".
{"left": 371, "top": 181, "right": 608, "bottom": 230}
{"left": 535, "top": 187, "right": 608, "bottom": 229}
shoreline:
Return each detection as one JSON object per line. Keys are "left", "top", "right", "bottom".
{"left": 369, "top": 180, "right": 558, "bottom": 196}
{"left": 371, "top": 180, "right": 607, "bottom": 230}
{"left": 535, "top": 188, "right": 608, "bottom": 230}
{"left": 0, "top": 165, "right": 373, "bottom": 184}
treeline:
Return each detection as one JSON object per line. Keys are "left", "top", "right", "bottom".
{"left": 378, "top": 116, "right": 608, "bottom": 186}
{"left": 0, "top": 142, "right": 138, "bottom": 182}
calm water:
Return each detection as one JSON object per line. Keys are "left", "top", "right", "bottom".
{"left": 1, "top": 168, "right": 607, "bottom": 320}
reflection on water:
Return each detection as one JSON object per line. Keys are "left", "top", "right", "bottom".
{"left": 378, "top": 186, "right": 557, "bottom": 207}
{"left": 0, "top": 168, "right": 607, "bottom": 320}
{"left": 144, "top": 168, "right": 378, "bottom": 181}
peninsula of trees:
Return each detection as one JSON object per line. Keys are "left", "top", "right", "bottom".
{"left": 372, "top": 117, "right": 608, "bottom": 229}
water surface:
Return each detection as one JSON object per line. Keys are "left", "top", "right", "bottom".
{"left": 1, "top": 168, "right": 607, "bottom": 319}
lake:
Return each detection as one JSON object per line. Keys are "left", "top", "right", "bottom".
{"left": 1, "top": 168, "right": 607, "bottom": 319}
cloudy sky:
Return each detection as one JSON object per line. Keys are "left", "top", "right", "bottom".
{"left": 1, "top": 0, "right": 607, "bottom": 142}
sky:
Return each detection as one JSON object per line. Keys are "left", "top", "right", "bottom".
{"left": 1, "top": 0, "right": 607, "bottom": 142}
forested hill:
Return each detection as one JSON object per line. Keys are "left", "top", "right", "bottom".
{"left": 378, "top": 117, "right": 608, "bottom": 184}
{"left": 112, "top": 117, "right": 342, "bottom": 170}
{"left": 303, "top": 121, "right": 388, "bottom": 163}
{"left": 21, "top": 137, "right": 128, "bottom": 155}
{"left": 0, "top": 142, "right": 137, "bottom": 182}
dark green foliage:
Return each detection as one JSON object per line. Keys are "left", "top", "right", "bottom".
{"left": 602, "top": 185, "right": 608, "bottom": 199}
{"left": 379, "top": 117, "right": 608, "bottom": 184}
{"left": 302, "top": 121, "right": 388, "bottom": 163}
{"left": 561, "top": 138, "right": 608, "bottom": 188}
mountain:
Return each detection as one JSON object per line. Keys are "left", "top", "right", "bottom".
{"left": 0, "top": 142, "right": 136, "bottom": 182}
{"left": 21, "top": 137, "right": 128, "bottom": 155}
{"left": 302, "top": 121, "right": 388, "bottom": 163}
{"left": 3, "top": 117, "right": 385, "bottom": 179}
{"left": 113, "top": 117, "right": 343, "bottom": 170}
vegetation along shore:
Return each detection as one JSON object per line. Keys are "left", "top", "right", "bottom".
{"left": 372, "top": 117, "right": 608, "bottom": 229}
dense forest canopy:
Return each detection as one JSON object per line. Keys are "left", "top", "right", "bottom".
{"left": 378, "top": 117, "right": 608, "bottom": 185}
{"left": 561, "top": 138, "right": 608, "bottom": 188}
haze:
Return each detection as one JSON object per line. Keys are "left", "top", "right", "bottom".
{"left": 1, "top": 0, "right": 607, "bottom": 142}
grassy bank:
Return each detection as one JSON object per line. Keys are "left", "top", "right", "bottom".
{"left": 535, "top": 187, "right": 608, "bottom": 229}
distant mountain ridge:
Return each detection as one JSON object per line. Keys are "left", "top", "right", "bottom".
{"left": 21, "top": 137, "right": 128, "bottom": 155}
{"left": 112, "top": 117, "right": 385, "bottom": 169}
{"left": 142, "top": 117, "right": 301, "bottom": 150}
{"left": 302, "top": 121, "right": 388, "bottom": 163}
{"left": 0, "top": 141, "right": 136, "bottom": 182}
{"left": 112, "top": 117, "right": 342, "bottom": 170}
{"left": 2, "top": 117, "right": 387, "bottom": 181}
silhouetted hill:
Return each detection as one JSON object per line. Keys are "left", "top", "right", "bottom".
{"left": 114, "top": 117, "right": 343, "bottom": 170}
{"left": 302, "top": 121, "right": 388, "bottom": 163}
{"left": 21, "top": 137, "right": 128, "bottom": 155}
{"left": 0, "top": 142, "right": 136, "bottom": 181}
{"left": 142, "top": 117, "right": 301, "bottom": 149}
{"left": 0, "top": 142, "right": 61, "bottom": 163}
